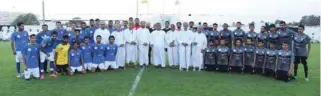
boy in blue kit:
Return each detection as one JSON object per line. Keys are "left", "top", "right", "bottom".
{"left": 37, "top": 24, "right": 51, "bottom": 73}
{"left": 70, "top": 29, "right": 83, "bottom": 45}
{"left": 264, "top": 41, "right": 278, "bottom": 77}
{"left": 276, "top": 42, "right": 295, "bottom": 82}
{"left": 51, "top": 21, "right": 67, "bottom": 41}
{"left": 204, "top": 39, "right": 216, "bottom": 71}
{"left": 11, "top": 22, "right": 29, "bottom": 77}
{"left": 229, "top": 39, "right": 245, "bottom": 73}
{"left": 92, "top": 35, "right": 106, "bottom": 72}
{"left": 81, "top": 36, "right": 93, "bottom": 71}
{"left": 80, "top": 22, "right": 89, "bottom": 38}
{"left": 88, "top": 19, "right": 97, "bottom": 44}
{"left": 244, "top": 39, "right": 255, "bottom": 73}
{"left": 69, "top": 42, "right": 86, "bottom": 75}
{"left": 105, "top": 36, "right": 118, "bottom": 70}
{"left": 254, "top": 40, "right": 267, "bottom": 74}
{"left": 22, "top": 34, "right": 41, "bottom": 80}
{"left": 216, "top": 39, "right": 230, "bottom": 72}
{"left": 40, "top": 31, "right": 60, "bottom": 79}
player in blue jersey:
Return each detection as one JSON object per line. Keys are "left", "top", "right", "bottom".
{"left": 22, "top": 34, "right": 41, "bottom": 80}
{"left": 69, "top": 42, "right": 86, "bottom": 75}
{"left": 51, "top": 21, "right": 67, "bottom": 41}
{"left": 11, "top": 22, "right": 29, "bottom": 77}
{"left": 37, "top": 24, "right": 51, "bottom": 73}
{"left": 105, "top": 36, "right": 118, "bottom": 70}
{"left": 40, "top": 31, "right": 60, "bottom": 79}
{"left": 81, "top": 36, "right": 93, "bottom": 71}
{"left": 92, "top": 35, "right": 106, "bottom": 72}
{"left": 88, "top": 19, "right": 97, "bottom": 44}
{"left": 80, "top": 22, "right": 89, "bottom": 37}
{"left": 36, "top": 24, "right": 50, "bottom": 44}
{"left": 70, "top": 29, "right": 84, "bottom": 45}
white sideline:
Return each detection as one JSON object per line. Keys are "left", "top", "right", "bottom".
{"left": 128, "top": 66, "right": 145, "bottom": 96}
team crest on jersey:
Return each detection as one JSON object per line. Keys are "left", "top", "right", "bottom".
{"left": 17, "top": 35, "right": 21, "bottom": 38}
{"left": 71, "top": 53, "right": 74, "bottom": 56}
{"left": 28, "top": 48, "right": 31, "bottom": 51}
{"left": 82, "top": 47, "right": 85, "bottom": 49}
{"left": 107, "top": 47, "right": 110, "bottom": 50}
{"left": 94, "top": 47, "right": 97, "bottom": 49}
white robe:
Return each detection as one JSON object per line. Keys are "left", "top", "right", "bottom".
{"left": 111, "top": 31, "right": 126, "bottom": 67}
{"left": 94, "top": 28, "right": 110, "bottom": 44}
{"left": 165, "top": 30, "right": 179, "bottom": 66}
{"left": 177, "top": 29, "right": 193, "bottom": 70}
{"left": 191, "top": 32, "right": 207, "bottom": 69}
{"left": 190, "top": 32, "right": 197, "bottom": 67}
{"left": 150, "top": 30, "right": 166, "bottom": 67}
{"left": 124, "top": 29, "right": 138, "bottom": 63}
{"left": 137, "top": 28, "right": 151, "bottom": 65}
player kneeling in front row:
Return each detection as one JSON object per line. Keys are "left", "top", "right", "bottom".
{"left": 92, "top": 35, "right": 106, "bottom": 72}
{"left": 264, "top": 41, "right": 278, "bottom": 77}
{"left": 55, "top": 35, "right": 70, "bottom": 75}
{"left": 244, "top": 39, "right": 255, "bottom": 74}
{"left": 229, "top": 39, "right": 245, "bottom": 73}
{"left": 81, "top": 36, "right": 93, "bottom": 72}
{"left": 254, "top": 40, "right": 266, "bottom": 74}
{"left": 216, "top": 39, "right": 230, "bottom": 72}
{"left": 204, "top": 40, "right": 216, "bottom": 71}
{"left": 22, "top": 34, "right": 41, "bottom": 80}
{"left": 276, "top": 42, "right": 295, "bottom": 82}
{"left": 69, "top": 42, "right": 86, "bottom": 75}
{"left": 104, "top": 36, "right": 118, "bottom": 70}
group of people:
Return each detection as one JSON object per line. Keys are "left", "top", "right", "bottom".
{"left": 10, "top": 17, "right": 311, "bottom": 82}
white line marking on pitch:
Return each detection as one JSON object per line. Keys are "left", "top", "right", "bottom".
{"left": 128, "top": 66, "right": 145, "bottom": 96}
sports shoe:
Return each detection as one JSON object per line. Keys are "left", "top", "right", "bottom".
{"left": 50, "top": 74, "right": 58, "bottom": 78}
{"left": 40, "top": 75, "right": 45, "bottom": 79}
{"left": 16, "top": 73, "right": 21, "bottom": 78}
{"left": 305, "top": 78, "right": 309, "bottom": 81}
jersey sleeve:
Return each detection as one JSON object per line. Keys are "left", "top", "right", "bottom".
{"left": 10, "top": 32, "right": 15, "bottom": 41}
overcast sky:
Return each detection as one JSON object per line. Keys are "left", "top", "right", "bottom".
{"left": 0, "top": 0, "right": 320, "bottom": 24}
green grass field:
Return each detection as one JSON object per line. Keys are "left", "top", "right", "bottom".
{"left": 0, "top": 42, "right": 319, "bottom": 96}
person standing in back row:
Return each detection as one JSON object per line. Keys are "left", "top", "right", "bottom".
{"left": 177, "top": 22, "right": 193, "bottom": 71}
{"left": 166, "top": 24, "right": 179, "bottom": 68}
{"left": 293, "top": 25, "right": 311, "bottom": 81}
{"left": 163, "top": 21, "right": 171, "bottom": 33}
{"left": 150, "top": 23, "right": 166, "bottom": 68}
{"left": 124, "top": 22, "right": 138, "bottom": 67}
{"left": 137, "top": 21, "right": 151, "bottom": 67}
